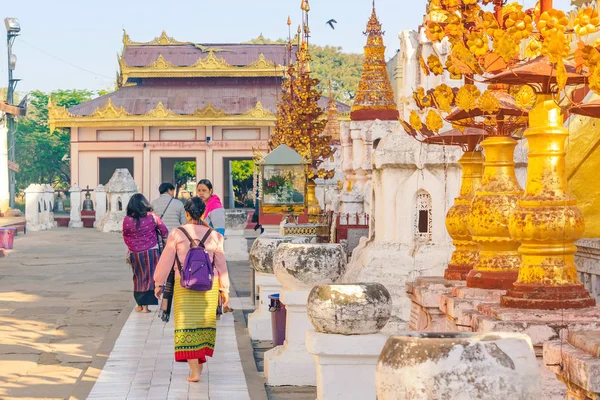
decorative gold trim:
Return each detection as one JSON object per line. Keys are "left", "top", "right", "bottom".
{"left": 193, "top": 103, "right": 226, "bottom": 118}
{"left": 118, "top": 52, "right": 285, "bottom": 80}
{"left": 48, "top": 100, "right": 277, "bottom": 130}
{"left": 240, "top": 102, "right": 275, "bottom": 118}
{"left": 190, "top": 51, "right": 231, "bottom": 69}
{"left": 89, "top": 98, "right": 128, "bottom": 119}
{"left": 123, "top": 29, "right": 190, "bottom": 46}
{"left": 244, "top": 53, "right": 276, "bottom": 69}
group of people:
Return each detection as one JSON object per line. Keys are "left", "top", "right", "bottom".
{"left": 122, "top": 179, "right": 230, "bottom": 382}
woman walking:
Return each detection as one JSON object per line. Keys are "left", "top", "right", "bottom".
{"left": 123, "top": 194, "right": 168, "bottom": 313}
{"left": 154, "top": 197, "right": 230, "bottom": 382}
{"left": 196, "top": 179, "right": 226, "bottom": 236}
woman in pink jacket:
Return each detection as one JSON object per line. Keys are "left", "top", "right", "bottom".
{"left": 154, "top": 197, "right": 230, "bottom": 383}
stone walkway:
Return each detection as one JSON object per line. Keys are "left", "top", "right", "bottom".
{"left": 0, "top": 229, "right": 131, "bottom": 399}
{"left": 88, "top": 307, "right": 251, "bottom": 400}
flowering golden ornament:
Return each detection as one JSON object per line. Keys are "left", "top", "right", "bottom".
{"left": 445, "top": 59, "right": 462, "bottom": 79}
{"left": 589, "top": 67, "right": 600, "bottom": 94}
{"left": 556, "top": 60, "right": 567, "bottom": 90}
{"left": 441, "top": 0, "right": 459, "bottom": 8}
{"left": 433, "top": 84, "right": 454, "bottom": 113}
{"left": 573, "top": 6, "right": 599, "bottom": 36}
{"left": 444, "top": 13, "right": 463, "bottom": 38}
{"left": 493, "top": 30, "right": 520, "bottom": 62}
{"left": 477, "top": 90, "right": 500, "bottom": 114}
{"left": 409, "top": 110, "right": 423, "bottom": 131}
{"left": 542, "top": 31, "right": 569, "bottom": 63}
{"left": 525, "top": 37, "right": 542, "bottom": 59}
{"left": 514, "top": 85, "right": 536, "bottom": 110}
{"left": 427, "top": 54, "right": 444, "bottom": 75}
{"left": 426, "top": 21, "right": 446, "bottom": 42}
{"left": 467, "top": 31, "right": 489, "bottom": 57}
{"left": 505, "top": 9, "right": 533, "bottom": 41}
{"left": 455, "top": 84, "right": 481, "bottom": 112}
{"left": 413, "top": 87, "right": 433, "bottom": 109}
{"left": 463, "top": 0, "right": 477, "bottom": 6}
{"left": 425, "top": 110, "right": 444, "bottom": 133}
{"left": 482, "top": 11, "right": 499, "bottom": 36}
{"left": 538, "top": 9, "right": 568, "bottom": 38}
{"left": 451, "top": 41, "right": 479, "bottom": 73}
{"left": 419, "top": 55, "right": 430, "bottom": 76}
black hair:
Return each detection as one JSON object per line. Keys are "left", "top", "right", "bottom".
{"left": 159, "top": 182, "right": 175, "bottom": 194}
{"left": 184, "top": 197, "right": 206, "bottom": 221}
{"left": 197, "top": 179, "right": 213, "bottom": 191}
{"left": 126, "top": 193, "right": 153, "bottom": 228}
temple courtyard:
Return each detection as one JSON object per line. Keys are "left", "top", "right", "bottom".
{"left": 0, "top": 228, "right": 313, "bottom": 400}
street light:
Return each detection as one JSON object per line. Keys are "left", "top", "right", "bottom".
{"left": 5, "top": 17, "right": 20, "bottom": 209}
{"left": 4, "top": 18, "right": 20, "bottom": 34}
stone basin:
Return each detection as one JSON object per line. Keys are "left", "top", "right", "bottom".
{"left": 249, "top": 235, "right": 313, "bottom": 274}
{"left": 307, "top": 283, "right": 391, "bottom": 335}
{"left": 273, "top": 243, "right": 347, "bottom": 290}
{"left": 376, "top": 331, "right": 541, "bottom": 400}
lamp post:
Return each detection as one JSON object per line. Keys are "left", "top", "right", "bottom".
{"left": 5, "top": 17, "right": 20, "bottom": 209}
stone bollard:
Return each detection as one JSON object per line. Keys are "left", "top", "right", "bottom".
{"left": 44, "top": 185, "right": 57, "bottom": 229}
{"left": 306, "top": 283, "right": 392, "bottom": 400}
{"left": 247, "top": 235, "right": 313, "bottom": 341}
{"left": 94, "top": 184, "right": 107, "bottom": 228}
{"left": 68, "top": 184, "right": 84, "bottom": 228}
{"left": 25, "top": 184, "right": 45, "bottom": 232}
{"left": 264, "top": 243, "right": 347, "bottom": 386}
{"left": 376, "top": 332, "right": 541, "bottom": 400}
{"left": 224, "top": 210, "right": 249, "bottom": 261}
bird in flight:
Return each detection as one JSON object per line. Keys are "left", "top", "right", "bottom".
{"left": 326, "top": 19, "right": 337, "bottom": 29}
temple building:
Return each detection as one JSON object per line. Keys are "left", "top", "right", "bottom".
{"left": 48, "top": 31, "right": 349, "bottom": 204}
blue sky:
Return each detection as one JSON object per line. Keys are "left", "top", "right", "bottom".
{"left": 0, "top": 0, "right": 572, "bottom": 94}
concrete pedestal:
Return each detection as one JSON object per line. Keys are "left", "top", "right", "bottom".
{"left": 248, "top": 273, "right": 282, "bottom": 341}
{"left": 407, "top": 277, "right": 463, "bottom": 331}
{"left": 472, "top": 303, "right": 600, "bottom": 355}
{"left": 264, "top": 289, "right": 315, "bottom": 386}
{"left": 68, "top": 185, "right": 83, "bottom": 228}
{"left": 439, "top": 286, "right": 506, "bottom": 331}
{"left": 224, "top": 229, "right": 248, "bottom": 261}
{"left": 306, "top": 330, "right": 388, "bottom": 400}
{"left": 544, "top": 331, "right": 600, "bottom": 399}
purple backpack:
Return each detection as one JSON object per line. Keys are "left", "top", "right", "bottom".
{"left": 175, "top": 227, "right": 214, "bottom": 292}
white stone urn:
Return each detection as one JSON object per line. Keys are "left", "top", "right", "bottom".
{"left": 376, "top": 332, "right": 541, "bottom": 400}
{"left": 249, "top": 235, "right": 313, "bottom": 274}
{"left": 273, "top": 243, "right": 347, "bottom": 290}
{"left": 247, "top": 235, "right": 312, "bottom": 341}
{"left": 307, "top": 283, "right": 391, "bottom": 335}
{"left": 264, "top": 243, "right": 347, "bottom": 387}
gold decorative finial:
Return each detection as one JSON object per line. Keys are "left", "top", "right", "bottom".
{"left": 350, "top": 1, "right": 398, "bottom": 121}
{"left": 287, "top": 16, "right": 292, "bottom": 26}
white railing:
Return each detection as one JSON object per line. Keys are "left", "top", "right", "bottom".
{"left": 575, "top": 239, "right": 600, "bottom": 303}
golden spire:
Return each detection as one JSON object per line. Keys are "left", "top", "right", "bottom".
{"left": 350, "top": 1, "right": 399, "bottom": 121}
{"left": 323, "top": 81, "right": 341, "bottom": 144}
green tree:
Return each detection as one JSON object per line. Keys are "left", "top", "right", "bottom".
{"left": 15, "top": 89, "right": 94, "bottom": 192}
{"left": 231, "top": 160, "right": 255, "bottom": 207}
{"left": 174, "top": 161, "right": 196, "bottom": 198}
{"left": 245, "top": 36, "right": 363, "bottom": 101}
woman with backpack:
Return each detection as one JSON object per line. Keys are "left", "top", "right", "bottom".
{"left": 123, "top": 194, "right": 168, "bottom": 313}
{"left": 153, "top": 197, "right": 230, "bottom": 383}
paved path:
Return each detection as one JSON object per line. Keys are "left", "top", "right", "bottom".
{"left": 0, "top": 229, "right": 132, "bottom": 399}
{"left": 88, "top": 306, "right": 251, "bottom": 400}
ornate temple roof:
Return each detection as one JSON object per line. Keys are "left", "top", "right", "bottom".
{"left": 350, "top": 3, "right": 399, "bottom": 121}
{"left": 119, "top": 31, "right": 295, "bottom": 83}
